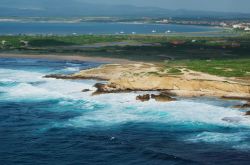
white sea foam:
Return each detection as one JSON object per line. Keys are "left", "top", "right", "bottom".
{"left": 2, "top": 65, "right": 250, "bottom": 152}
{"left": 187, "top": 132, "right": 247, "bottom": 143}
{"left": 66, "top": 92, "right": 250, "bottom": 128}
{"left": 185, "top": 131, "right": 250, "bottom": 151}
{"left": 2, "top": 68, "right": 250, "bottom": 129}
{"left": 233, "top": 144, "right": 250, "bottom": 151}
{"left": 0, "top": 68, "right": 44, "bottom": 83}
{"left": 62, "top": 67, "right": 80, "bottom": 72}
{"left": 5, "top": 83, "right": 64, "bottom": 100}
{"left": 0, "top": 68, "right": 98, "bottom": 100}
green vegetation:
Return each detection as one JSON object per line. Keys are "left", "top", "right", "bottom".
{"left": 0, "top": 34, "right": 250, "bottom": 78}
{"left": 1, "top": 34, "right": 250, "bottom": 62}
{"left": 166, "top": 68, "right": 183, "bottom": 75}
{"left": 0, "top": 35, "right": 130, "bottom": 47}
{"left": 165, "top": 59, "right": 250, "bottom": 77}
{"left": 0, "top": 34, "right": 250, "bottom": 48}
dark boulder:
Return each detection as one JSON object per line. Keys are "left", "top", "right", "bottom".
{"left": 136, "top": 94, "right": 150, "bottom": 102}
{"left": 94, "top": 83, "right": 108, "bottom": 93}
{"left": 44, "top": 74, "right": 71, "bottom": 79}
{"left": 233, "top": 102, "right": 250, "bottom": 109}
{"left": 245, "top": 111, "right": 250, "bottom": 116}
{"left": 242, "top": 102, "right": 250, "bottom": 108}
{"left": 82, "top": 89, "right": 91, "bottom": 92}
{"left": 151, "top": 93, "right": 176, "bottom": 102}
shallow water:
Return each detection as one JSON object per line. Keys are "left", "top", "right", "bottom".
{"left": 0, "top": 22, "right": 220, "bottom": 35}
{"left": 0, "top": 58, "right": 250, "bottom": 165}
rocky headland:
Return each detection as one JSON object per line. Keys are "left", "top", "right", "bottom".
{"left": 45, "top": 63, "right": 250, "bottom": 100}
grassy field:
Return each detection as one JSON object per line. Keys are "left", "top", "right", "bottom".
{"left": 0, "top": 34, "right": 250, "bottom": 47}
{"left": 1, "top": 34, "right": 250, "bottom": 62}
{"left": 0, "top": 34, "right": 250, "bottom": 78}
{"left": 165, "top": 59, "right": 250, "bottom": 77}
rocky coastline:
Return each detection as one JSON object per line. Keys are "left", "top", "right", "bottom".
{"left": 45, "top": 63, "right": 250, "bottom": 100}
{"left": 44, "top": 63, "right": 250, "bottom": 114}
{"left": 45, "top": 63, "right": 250, "bottom": 96}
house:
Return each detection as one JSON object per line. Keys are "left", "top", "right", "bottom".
{"left": 245, "top": 27, "right": 250, "bottom": 31}
{"left": 233, "top": 24, "right": 246, "bottom": 29}
{"left": 156, "top": 19, "right": 169, "bottom": 24}
{"left": 1, "top": 40, "right": 6, "bottom": 45}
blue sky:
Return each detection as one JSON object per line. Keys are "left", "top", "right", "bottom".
{"left": 1, "top": 0, "right": 250, "bottom": 13}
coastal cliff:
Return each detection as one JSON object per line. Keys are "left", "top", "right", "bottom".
{"left": 45, "top": 63, "right": 250, "bottom": 98}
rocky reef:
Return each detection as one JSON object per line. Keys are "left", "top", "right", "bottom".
{"left": 136, "top": 93, "right": 177, "bottom": 102}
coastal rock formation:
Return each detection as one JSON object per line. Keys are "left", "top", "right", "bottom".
{"left": 92, "top": 83, "right": 108, "bottom": 95}
{"left": 234, "top": 102, "right": 250, "bottom": 109}
{"left": 82, "top": 89, "right": 91, "bottom": 92}
{"left": 135, "top": 93, "right": 176, "bottom": 102}
{"left": 45, "top": 63, "right": 250, "bottom": 99}
{"left": 44, "top": 74, "right": 73, "bottom": 79}
{"left": 221, "top": 96, "right": 250, "bottom": 101}
{"left": 245, "top": 111, "right": 250, "bottom": 116}
{"left": 44, "top": 74, "right": 108, "bottom": 80}
{"left": 136, "top": 94, "right": 150, "bottom": 102}
{"left": 107, "top": 75, "right": 250, "bottom": 98}
{"left": 151, "top": 93, "right": 177, "bottom": 102}
{"left": 243, "top": 102, "right": 250, "bottom": 108}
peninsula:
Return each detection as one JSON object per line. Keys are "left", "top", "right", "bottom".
{"left": 45, "top": 61, "right": 250, "bottom": 100}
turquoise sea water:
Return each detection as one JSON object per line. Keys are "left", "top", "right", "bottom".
{"left": 0, "top": 58, "right": 250, "bottom": 165}
{"left": 0, "top": 22, "right": 220, "bottom": 35}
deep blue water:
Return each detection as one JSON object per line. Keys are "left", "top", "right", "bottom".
{"left": 0, "top": 58, "right": 250, "bottom": 165}
{"left": 0, "top": 22, "right": 220, "bottom": 35}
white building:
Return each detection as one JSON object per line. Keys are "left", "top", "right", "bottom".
{"left": 156, "top": 19, "right": 169, "bottom": 24}
{"left": 220, "top": 22, "right": 227, "bottom": 27}
{"left": 245, "top": 27, "right": 250, "bottom": 31}
{"left": 233, "top": 24, "right": 246, "bottom": 29}
{"left": 1, "top": 40, "right": 6, "bottom": 45}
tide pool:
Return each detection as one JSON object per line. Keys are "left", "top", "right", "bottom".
{"left": 0, "top": 57, "right": 250, "bottom": 165}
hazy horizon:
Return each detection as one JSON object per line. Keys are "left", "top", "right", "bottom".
{"left": 0, "top": 0, "right": 250, "bottom": 13}
{"left": 86, "top": 0, "right": 250, "bottom": 13}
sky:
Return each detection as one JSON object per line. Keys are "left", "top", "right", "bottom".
{"left": 0, "top": 0, "right": 250, "bottom": 13}
{"left": 87, "top": 0, "right": 250, "bottom": 13}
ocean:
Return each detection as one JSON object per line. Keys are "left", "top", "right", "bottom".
{"left": 0, "top": 58, "right": 250, "bottom": 165}
{"left": 0, "top": 22, "right": 220, "bottom": 35}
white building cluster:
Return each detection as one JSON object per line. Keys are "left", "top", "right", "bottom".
{"left": 232, "top": 23, "right": 250, "bottom": 31}
{"left": 155, "top": 19, "right": 169, "bottom": 24}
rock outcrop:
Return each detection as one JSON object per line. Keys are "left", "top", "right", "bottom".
{"left": 82, "top": 89, "right": 91, "bottom": 92}
{"left": 135, "top": 93, "right": 176, "bottom": 102}
{"left": 44, "top": 74, "right": 108, "bottom": 80}
{"left": 151, "top": 93, "right": 177, "bottom": 102}
{"left": 234, "top": 102, "right": 250, "bottom": 109}
{"left": 136, "top": 94, "right": 150, "bottom": 102}
{"left": 94, "top": 75, "right": 250, "bottom": 98}
{"left": 45, "top": 63, "right": 250, "bottom": 99}
{"left": 245, "top": 111, "right": 250, "bottom": 116}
